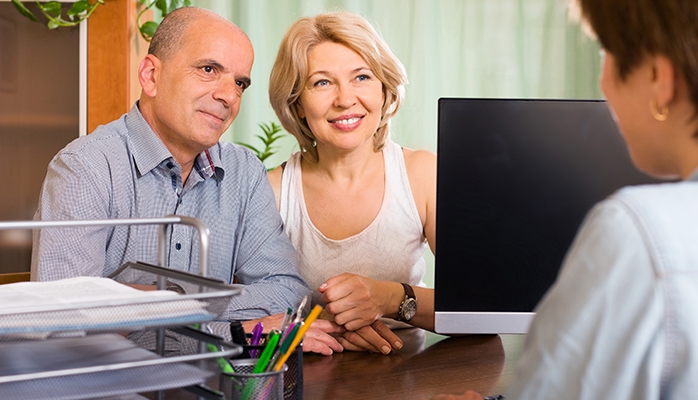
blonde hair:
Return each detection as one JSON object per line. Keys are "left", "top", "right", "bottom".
{"left": 269, "top": 11, "right": 408, "bottom": 163}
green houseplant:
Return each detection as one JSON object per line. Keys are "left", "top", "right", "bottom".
{"left": 237, "top": 122, "right": 288, "bottom": 171}
{"left": 10, "top": 0, "right": 189, "bottom": 40}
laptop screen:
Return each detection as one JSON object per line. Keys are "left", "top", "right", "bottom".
{"left": 434, "top": 98, "right": 661, "bottom": 334}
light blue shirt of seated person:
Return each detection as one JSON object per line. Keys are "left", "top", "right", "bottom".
{"left": 507, "top": 171, "right": 698, "bottom": 400}
{"left": 32, "top": 103, "right": 311, "bottom": 322}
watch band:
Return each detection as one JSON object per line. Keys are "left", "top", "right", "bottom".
{"left": 397, "top": 283, "right": 417, "bottom": 321}
{"left": 401, "top": 283, "right": 415, "bottom": 301}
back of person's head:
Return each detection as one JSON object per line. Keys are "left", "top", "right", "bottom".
{"left": 269, "top": 11, "right": 408, "bottom": 162}
{"left": 572, "top": 0, "right": 698, "bottom": 113}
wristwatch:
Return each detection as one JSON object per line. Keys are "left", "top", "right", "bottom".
{"left": 397, "top": 283, "right": 417, "bottom": 322}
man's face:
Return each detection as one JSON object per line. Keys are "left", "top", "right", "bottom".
{"left": 148, "top": 17, "right": 254, "bottom": 158}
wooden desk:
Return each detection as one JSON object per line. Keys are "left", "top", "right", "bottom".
{"left": 302, "top": 329, "right": 525, "bottom": 400}
{"left": 154, "top": 329, "right": 525, "bottom": 399}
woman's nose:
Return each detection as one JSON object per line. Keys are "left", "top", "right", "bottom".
{"left": 333, "top": 83, "right": 357, "bottom": 108}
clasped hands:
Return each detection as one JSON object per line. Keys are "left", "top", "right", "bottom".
{"left": 302, "top": 273, "right": 404, "bottom": 355}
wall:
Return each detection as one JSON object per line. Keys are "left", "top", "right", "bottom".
{"left": 0, "top": 3, "right": 80, "bottom": 272}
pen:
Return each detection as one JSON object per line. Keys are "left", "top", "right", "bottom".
{"left": 273, "top": 304, "right": 323, "bottom": 371}
{"left": 265, "top": 324, "right": 299, "bottom": 372}
{"left": 249, "top": 321, "right": 264, "bottom": 358}
{"left": 279, "top": 307, "right": 293, "bottom": 333}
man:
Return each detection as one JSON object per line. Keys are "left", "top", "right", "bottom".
{"left": 31, "top": 7, "right": 312, "bottom": 342}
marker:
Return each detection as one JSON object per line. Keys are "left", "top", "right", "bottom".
{"left": 229, "top": 320, "right": 249, "bottom": 358}
{"left": 253, "top": 330, "right": 280, "bottom": 373}
{"left": 249, "top": 321, "right": 264, "bottom": 358}
{"left": 273, "top": 304, "right": 323, "bottom": 371}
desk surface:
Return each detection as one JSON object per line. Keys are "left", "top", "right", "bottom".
{"left": 155, "top": 329, "right": 525, "bottom": 400}
{"left": 303, "top": 330, "right": 525, "bottom": 400}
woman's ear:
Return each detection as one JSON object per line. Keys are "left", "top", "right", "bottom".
{"left": 138, "top": 54, "right": 161, "bottom": 98}
{"left": 294, "top": 101, "right": 306, "bottom": 119}
{"left": 652, "top": 55, "right": 677, "bottom": 108}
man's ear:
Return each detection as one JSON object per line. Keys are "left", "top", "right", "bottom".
{"left": 138, "top": 54, "right": 160, "bottom": 98}
{"left": 652, "top": 55, "right": 677, "bottom": 109}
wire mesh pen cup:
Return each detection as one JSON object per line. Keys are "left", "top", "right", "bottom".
{"left": 223, "top": 333, "right": 303, "bottom": 400}
{"left": 223, "top": 358, "right": 287, "bottom": 400}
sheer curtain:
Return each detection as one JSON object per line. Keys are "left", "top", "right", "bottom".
{"left": 192, "top": 0, "right": 602, "bottom": 287}
{"left": 193, "top": 0, "right": 601, "bottom": 165}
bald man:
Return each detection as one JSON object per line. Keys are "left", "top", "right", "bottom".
{"left": 32, "top": 7, "right": 311, "bottom": 346}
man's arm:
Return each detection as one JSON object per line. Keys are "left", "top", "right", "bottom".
{"left": 221, "top": 151, "right": 311, "bottom": 321}
{"left": 31, "top": 150, "right": 112, "bottom": 281}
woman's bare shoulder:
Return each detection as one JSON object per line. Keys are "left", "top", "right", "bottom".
{"left": 267, "top": 165, "right": 284, "bottom": 209}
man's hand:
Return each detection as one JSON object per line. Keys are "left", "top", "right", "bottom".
{"left": 301, "top": 319, "right": 346, "bottom": 355}
{"left": 337, "top": 320, "right": 403, "bottom": 354}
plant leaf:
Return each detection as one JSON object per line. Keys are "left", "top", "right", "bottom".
{"left": 140, "top": 21, "right": 159, "bottom": 41}
{"left": 67, "top": 1, "right": 90, "bottom": 19}
{"left": 40, "top": 1, "right": 62, "bottom": 18}
{"left": 11, "top": 0, "right": 39, "bottom": 22}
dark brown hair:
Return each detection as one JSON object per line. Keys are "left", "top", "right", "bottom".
{"left": 572, "top": 0, "right": 698, "bottom": 111}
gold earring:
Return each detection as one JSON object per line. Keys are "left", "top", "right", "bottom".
{"left": 650, "top": 98, "right": 669, "bottom": 122}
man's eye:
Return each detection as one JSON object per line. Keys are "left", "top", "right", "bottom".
{"left": 203, "top": 66, "right": 214, "bottom": 73}
{"left": 236, "top": 81, "right": 248, "bottom": 90}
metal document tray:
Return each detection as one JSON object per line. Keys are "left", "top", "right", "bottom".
{"left": 0, "top": 262, "right": 241, "bottom": 337}
{"left": 0, "top": 332, "right": 239, "bottom": 399}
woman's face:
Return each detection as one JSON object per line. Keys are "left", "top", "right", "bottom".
{"left": 297, "top": 41, "right": 384, "bottom": 155}
{"left": 600, "top": 51, "right": 670, "bottom": 176}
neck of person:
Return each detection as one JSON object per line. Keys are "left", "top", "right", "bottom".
{"left": 310, "top": 142, "right": 383, "bottom": 183}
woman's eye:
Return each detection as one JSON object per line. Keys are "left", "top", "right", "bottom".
{"left": 313, "top": 79, "right": 330, "bottom": 87}
{"left": 356, "top": 74, "right": 371, "bottom": 82}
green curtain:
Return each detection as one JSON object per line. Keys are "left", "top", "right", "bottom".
{"left": 193, "top": 0, "right": 601, "bottom": 168}
{"left": 192, "top": 0, "right": 602, "bottom": 288}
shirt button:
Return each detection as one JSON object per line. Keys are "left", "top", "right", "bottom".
{"left": 175, "top": 243, "right": 182, "bottom": 250}
{"left": 166, "top": 162, "right": 174, "bottom": 169}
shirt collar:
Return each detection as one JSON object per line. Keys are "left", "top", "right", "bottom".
{"left": 125, "top": 102, "right": 225, "bottom": 183}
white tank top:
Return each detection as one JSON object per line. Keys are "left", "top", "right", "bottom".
{"left": 279, "top": 140, "right": 428, "bottom": 308}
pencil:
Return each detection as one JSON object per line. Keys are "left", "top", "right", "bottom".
{"left": 273, "top": 304, "right": 323, "bottom": 371}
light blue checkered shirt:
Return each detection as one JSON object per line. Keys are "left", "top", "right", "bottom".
{"left": 31, "top": 103, "right": 311, "bottom": 322}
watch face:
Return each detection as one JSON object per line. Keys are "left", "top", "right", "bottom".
{"left": 402, "top": 298, "right": 417, "bottom": 321}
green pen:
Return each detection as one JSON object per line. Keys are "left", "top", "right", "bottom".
{"left": 252, "top": 330, "right": 280, "bottom": 373}
{"left": 265, "top": 324, "right": 299, "bottom": 372}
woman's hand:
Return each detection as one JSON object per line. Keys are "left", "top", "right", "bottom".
{"left": 336, "top": 320, "right": 403, "bottom": 354}
{"left": 319, "top": 273, "right": 402, "bottom": 331}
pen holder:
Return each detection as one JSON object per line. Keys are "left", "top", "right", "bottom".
{"left": 227, "top": 333, "right": 303, "bottom": 400}
{"left": 224, "top": 358, "right": 287, "bottom": 400}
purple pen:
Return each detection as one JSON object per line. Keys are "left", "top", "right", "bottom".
{"left": 249, "top": 321, "right": 264, "bottom": 358}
